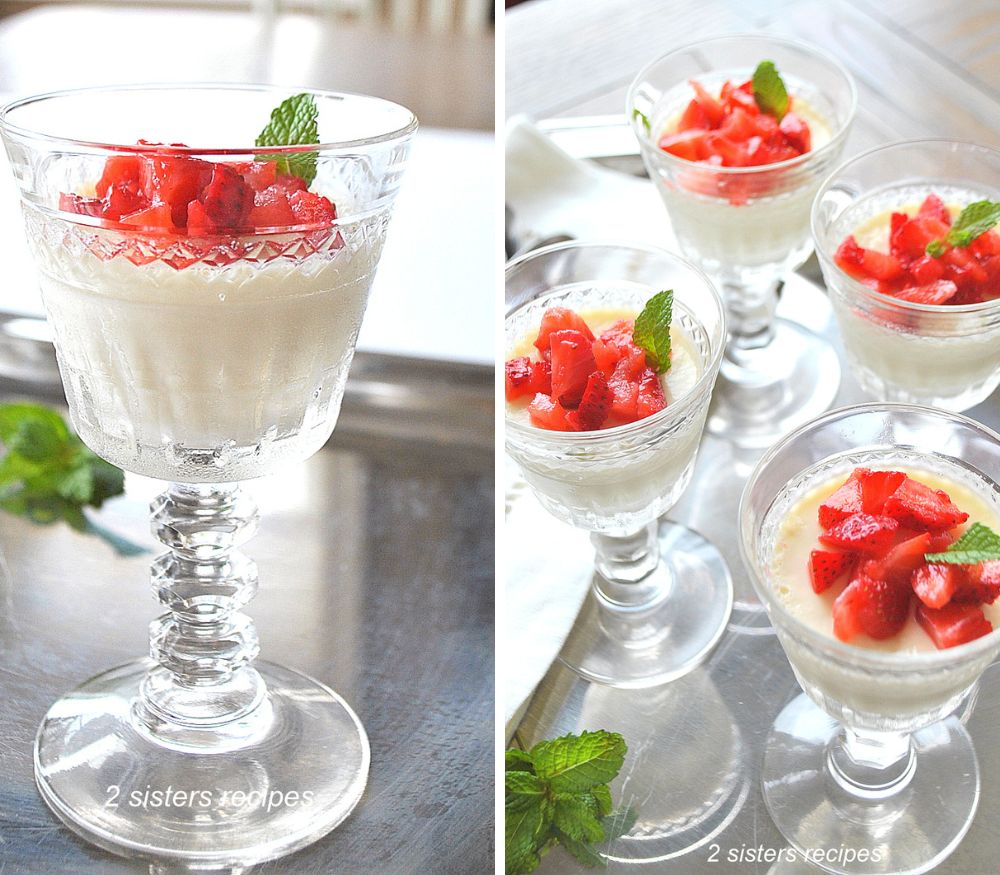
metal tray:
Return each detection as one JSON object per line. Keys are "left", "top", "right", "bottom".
{"left": 0, "top": 353, "right": 494, "bottom": 874}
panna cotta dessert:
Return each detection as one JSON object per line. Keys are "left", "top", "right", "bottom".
{"left": 822, "top": 187, "right": 1000, "bottom": 408}
{"left": 27, "top": 117, "right": 383, "bottom": 481}
{"left": 760, "top": 457, "right": 1000, "bottom": 722}
{"left": 505, "top": 283, "right": 715, "bottom": 532}
{"left": 631, "top": 57, "right": 850, "bottom": 275}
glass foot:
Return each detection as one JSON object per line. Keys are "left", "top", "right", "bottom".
{"left": 707, "top": 318, "right": 841, "bottom": 449}
{"left": 35, "top": 659, "right": 369, "bottom": 870}
{"left": 557, "top": 521, "right": 732, "bottom": 688}
{"left": 762, "top": 693, "right": 979, "bottom": 875}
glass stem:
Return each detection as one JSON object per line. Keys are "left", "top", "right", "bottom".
{"left": 722, "top": 278, "right": 780, "bottom": 353}
{"left": 827, "top": 726, "right": 916, "bottom": 799}
{"left": 591, "top": 523, "right": 667, "bottom": 609}
{"left": 136, "top": 483, "right": 268, "bottom": 745}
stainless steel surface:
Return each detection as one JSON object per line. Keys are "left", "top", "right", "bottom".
{"left": 0, "top": 356, "right": 493, "bottom": 874}
{"left": 506, "top": 1, "right": 1000, "bottom": 871}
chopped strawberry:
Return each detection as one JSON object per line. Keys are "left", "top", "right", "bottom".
{"left": 882, "top": 477, "right": 970, "bottom": 532}
{"left": 530, "top": 360, "right": 552, "bottom": 396}
{"left": 779, "top": 112, "right": 811, "bottom": 152}
{"left": 917, "top": 193, "right": 951, "bottom": 226}
{"left": 598, "top": 320, "right": 635, "bottom": 348}
{"left": 635, "top": 368, "right": 666, "bottom": 418}
{"left": 858, "top": 469, "right": 907, "bottom": 515}
{"left": 505, "top": 357, "right": 535, "bottom": 401}
{"left": 915, "top": 601, "right": 992, "bottom": 649}
{"left": 608, "top": 365, "right": 639, "bottom": 422}
{"left": 819, "top": 513, "right": 900, "bottom": 555}
{"left": 689, "top": 80, "right": 726, "bottom": 126}
{"left": 864, "top": 532, "right": 932, "bottom": 585}
{"left": 833, "top": 573, "right": 911, "bottom": 641}
{"left": 591, "top": 339, "right": 621, "bottom": 377}
{"left": 892, "top": 280, "right": 958, "bottom": 305}
{"left": 891, "top": 215, "right": 950, "bottom": 260}
{"left": 233, "top": 159, "right": 278, "bottom": 192}
{"left": 118, "top": 203, "right": 176, "bottom": 232}
{"left": 527, "top": 393, "right": 570, "bottom": 431}
{"left": 185, "top": 200, "right": 217, "bottom": 236}
{"left": 912, "top": 563, "right": 962, "bottom": 609}
{"left": 678, "top": 98, "right": 711, "bottom": 132}
{"left": 957, "top": 561, "right": 1000, "bottom": 605}
{"left": 59, "top": 193, "right": 104, "bottom": 218}
{"left": 658, "top": 130, "right": 709, "bottom": 161}
{"left": 809, "top": 550, "right": 854, "bottom": 594}
{"left": 199, "top": 164, "right": 254, "bottom": 232}
{"left": 909, "top": 254, "right": 946, "bottom": 285}
{"left": 818, "top": 471, "right": 865, "bottom": 529}
{"left": 288, "top": 189, "right": 337, "bottom": 229}
{"left": 549, "top": 329, "right": 597, "bottom": 409}
{"left": 566, "top": 372, "right": 612, "bottom": 431}
{"left": 534, "top": 308, "right": 595, "bottom": 354}
{"left": 140, "top": 154, "right": 214, "bottom": 227}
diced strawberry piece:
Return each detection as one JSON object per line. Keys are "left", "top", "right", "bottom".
{"left": 891, "top": 215, "right": 950, "bottom": 260}
{"left": 119, "top": 203, "right": 176, "bottom": 232}
{"left": 288, "top": 189, "right": 337, "bottom": 229}
{"left": 720, "top": 107, "right": 756, "bottom": 141}
{"left": 232, "top": 160, "right": 279, "bottom": 193}
{"left": 102, "top": 180, "right": 147, "bottom": 221}
{"left": 833, "top": 573, "right": 911, "bottom": 641}
{"left": 809, "top": 550, "right": 853, "bottom": 594}
{"left": 249, "top": 184, "right": 297, "bottom": 229}
{"left": 59, "top": 193, "right": 104, "bottom": 218}
{"left": 912, "top": 563, "right": 961, "bottom": 609}
{"left": 818, "top": 471, "right": 866, "bottom": 529}
{"left": 530, "top": 360, "right": 552, "bottom": 396}
{"left": 819, "top": 513, "right": 900, "bottom": 555}
{"left": 859, "top": 248, "right": 903, "bottom": 281}
{"left": 778, "top": 111, "right": 811, "bottom": 153}
{"left": 892, "top": 280, "right": 958, "bottom": 305}
{"left": 678, "top": 98, "right": 710, "bottom": 132}
{"left": 533, "top": 308, "right": 595, "bottom": 353}
{"left": 917, "top": 193, "right": 951, "bottom": 226}
{"left": 882, "top": 477, "right": 969, "bottom": 532}
{"left": 505, "top": 356, "right": 535, "bottom": 401}
{"left": 566, "top": 372, "right": 612, "bottom": 431}
{"left": 95, "top": 155, "right": 142, "bottom": 199}
{"left": 140, "top": 154, "right": 213, "bottom": 227}
{"left": 915, "top": 601, "right": 992, "bottom": 649}
{"left": 616, "top": 344, "right": 647, "bottom": 381}
{"left": 689, "top": 80, "right": 726, "bottom": 126}
{"left": 598, "top": 319, "right": 635, "bottom": 348}
{"left": 549, "top": 329, "right": 597, "bottom": 408}
{"left": 658, "top": 129, "right": 709, "bottom": 161}
{"left": 971, "top": 230, "right": 1000, "bottom": 258}
{"left": 635, "top": 367, "right": 666, "bottom": 419}
{"left": 864, "top": 532, "right": 932, "bottom": 585}
{"left": 274, "top": 173, "right": 309, "bottom": 193}
{"left": 527, "top": 393, "right": 570, "bottom": 431}
{"left": 835, "top": 236, "right": 867, "bottom": 279}
{"left": 857, "top": 469, "right": 907, "bottom": 515}
{"left": 704, "top": 133, "right": 751, "bottom": 167}
{"left": 591, "top": 339, "right": 621, "bottom": 377}
{"left": 185, "top": 199, "right": 217, "bottom": 236}
{"left": 608, "top": 366, "right": 639, "bottom": 422}
{"left": 910, "top": 255, "right": 946, "bottom": 285}
{"left": 957, "top": 561, "right": 1000, "bottom": 605}
{"left": 200, "top": 164, "right": 254, "bottom": 231}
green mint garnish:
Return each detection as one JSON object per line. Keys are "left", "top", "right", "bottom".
{"left": 255, "top": 92, "right": 320, "bottom": 186}
{"left": 0, "top": 403, "right": 142, "bottom": 556}
{"left": 926, "top": 200, "right": 1000, "bottom": 257}
{"left": 926, "top": 522, "right": 1000, "bottom": 565}
{"left": 505, "top": 730, "right": 634, "bottom": 874}
{"left": 752, "top": 60, "right": 790, "bottom": 121}
{"left": 631, "top": 107, "right": 651, "bottom": 134}
{"left": 632, "top": 290, "right": 673, "bottom": 374}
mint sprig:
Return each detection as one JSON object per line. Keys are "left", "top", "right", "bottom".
{"left": 632, "top": 290, "right": 673, "bottom": 374}
{"left": 926, "top": 200, "right": 1000, "bottom": 257}
{"left": 631, "top": 107, "right": 651, "bottom": 134}
{"left": 0, "top": 403, "right": 142, "bottom": 556}
{"left": 752, "top": 60, "right": 790, "bottom": 121}
{"left": 255, "top": 93, "right": 320, "bottom": 186}
{"left": 926, "top": 522, "right": 1000, "bottom": 565}
{"left": 505, "top": 731, "right": 633, "bottom": 874}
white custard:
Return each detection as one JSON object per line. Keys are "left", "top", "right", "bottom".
{"left": 29, "top": 213, "right": 385, "bottom": 481}
{"left": 826, "top": 186, "right": 1000, "bottom": 411}
{"left": 505, "top": 306, "right": 710, "bottom": 532}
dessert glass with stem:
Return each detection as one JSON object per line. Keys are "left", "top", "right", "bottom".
{"left": 740, "top": 403, "right": 1000, "bottom": 875}
{"left": 628, "top": 34, "right": 857, "bottom": 448}
{"left": 0, "top": 85, "right": 415, "bottom": 871}
{"left": 505, "top": 241, "right": 729, "bottom": 687}
{"left": 812, "top": 139, "right": 1000, "bottom": 411}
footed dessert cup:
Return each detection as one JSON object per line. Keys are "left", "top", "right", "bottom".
{"left": 0, "top": 85, "right": 415, "bottom": 871}
{"left": 628, "top": 35, "right": 857, "bottom": 447}
{"left": 740, "top": 403, "right": 1000, "bottom": 875}
{"left": 812, "top": 140, "right": 1000, "bottom": 411}
{"left": 505, "top": 242, "right": 730, "bottom": 688}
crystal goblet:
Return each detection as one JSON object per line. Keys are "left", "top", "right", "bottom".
{"left": 812, "top": 139, "right": 1000, "bottom": 411}
{"left": 740, "top": 403, "right": 1000, "bottom": 874}
{"left": 0, "top": 85, "right": 415, "bottom": 871}
{"left": 505, "top": 241, "right": 729, "bottom": 687}
{"left": 627, "top": 35, "right": 857, "bottom": 447}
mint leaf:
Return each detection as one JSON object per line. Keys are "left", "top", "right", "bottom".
{"left": 946, "top": 200, "right": 1000, "bottom": 248}
{"left": 505, "top": 800, "right": 546, "bottom": 875}
{"left": 255, "top": 93, "right": 319, "bottom": 186}
{"left": 752, "top": 60, "right": 789, "bottom": 121}
{"left": 506, "top": 748, "right": 535, "bottom": 772}
{"left": 632, "top": 290, "right": 673, "bottom": 374}
{"left": 926, "top": 239, "right": 946, "bottom": 259}
{"left": 553, "top": 830, "right": 606, "bottom": 868}
{"left": 506, "top": 771, "right": 547, "bottom": 812}
{"left": 926, "top": 523, "right": 1000, "bottom": 564}
{"left": 601, "top": 806, "right": 638, "bottom": 841}
{"left": 553, "top": 796, "right": 605, "bottom": 842}
{"left": 589, "top": 784, "right": 613, "bottom": 817}
{"left": 531, "top": 730, "right": 627, "bottom": 793}
{"left": 632, "top": 107, "right": 651, "bottom": 134}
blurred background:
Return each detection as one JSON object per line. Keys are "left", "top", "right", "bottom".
{"left": 0, "top": 0, "right": 495, "bottom": 374}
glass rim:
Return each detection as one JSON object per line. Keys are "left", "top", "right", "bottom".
{"left": 739, "top": 401, "right": 1000, "bottom": 671}
{"left": 812, "top": 137, "right": 1000, "bottom": 315}
{"left": 0, "top": 83, "right": 419, "bottom": 155}
{"left": 626, "top": 32, "right": 858, "bottom": 178}
{"left": 504, "top": 239, "right": 726, "bottom": 444}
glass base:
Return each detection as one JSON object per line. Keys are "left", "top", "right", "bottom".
{"left": 707, "top": 318, "right": 841, "bottom": 449}
{"left": 35, "top": 659, "right": 369, "bottom": 871}
{"left": 557, "top": 521, "right": 732, "bottom": 688}
{"left": 762, "top": 693, "right": 978, "bottom": 875}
